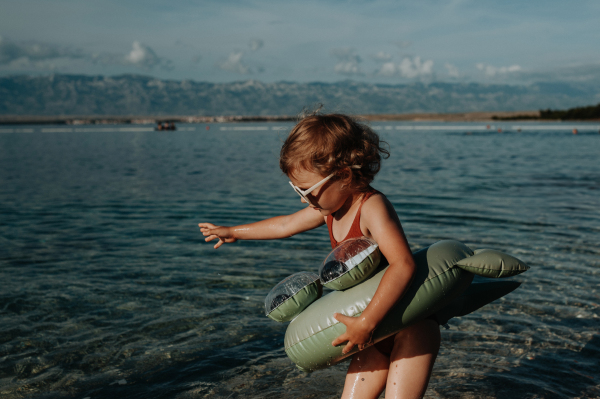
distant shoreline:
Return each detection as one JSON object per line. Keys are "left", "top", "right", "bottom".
{"left": 0, "top": 110, "right": 549, "bottom": 125}
{"left": 2, "top": 110, "right": 600, "bottom": 126}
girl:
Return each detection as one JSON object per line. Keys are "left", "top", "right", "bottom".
{"left": 199, "top": 113, "right": 440, "bottom": 399}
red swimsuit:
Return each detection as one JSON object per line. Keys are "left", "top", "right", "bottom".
{"left": 326, "top": 189, "right": 379, "bottom": 248}
{"left": 326, "top": 189, "right": 438, "bottom": 356}
{"left": 325, "top": 189, "right": 396, "bottom": 355}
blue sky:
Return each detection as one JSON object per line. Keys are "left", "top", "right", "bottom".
{"left": 1, "top": 0, "right": 599, "bottom": 84}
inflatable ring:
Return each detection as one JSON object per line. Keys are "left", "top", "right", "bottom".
{"left": 283, "top": 240, "right": 528, "bottom": 372}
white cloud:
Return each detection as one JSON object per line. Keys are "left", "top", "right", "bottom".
{"left": 248, "top": 39, "right": 264, "bottom": 51}
{"left": 399, "top": 57, "right": 434, "bottom": 78}
{"left": 476, "top": 63, "right": 522, "bottom": 77}
{"left": 444, "top": 63, "right": 460, "bottom": 78}
{"left": 88, "top": 41, "right": 173, "bottom": 71}
{"left": 376, "top": 62, "right": 397, "bottom": 77}
{"left": 520, "top": 62, "right": 600, "bottom": 83}
{"left": 377, "top": 56, "right": 434, "bottom": 79}
{"left": 0, "top": 38, "right": 173, "bottom": 72}
{"left": 125, "top": 41, "right": 161, "bottom": 69}
{"left": 218, "top": 51, "right": 251, "bottom": 74}
{"left": 0, "top": 36, "right": 84, "bottom": 66}
{"left": 331, "top": 47, "right": 363, "bottom": 76}
{"left": 372, "top": 51, "right": 392, "bottom": 62}
{"left": 334, "top": 61, "right": 363, "bottom": 76}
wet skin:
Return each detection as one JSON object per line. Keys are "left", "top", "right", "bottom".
{"left": 199, "top": 167, "right": 438, "bottom": 398}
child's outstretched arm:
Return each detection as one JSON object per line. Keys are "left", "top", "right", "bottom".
{"left": 332, "top": 195, "right": 416, "bottom": 353}
{"left": 199, "top": 206, "right": 325, "bottom": 249}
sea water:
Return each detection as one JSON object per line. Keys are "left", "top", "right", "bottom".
{"left": 0, "top": 122, "right": 599, "bottom": 398}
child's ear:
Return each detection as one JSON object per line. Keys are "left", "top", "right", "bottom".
{"left": 338, "top": 167, "right": 354, "bottom": 189}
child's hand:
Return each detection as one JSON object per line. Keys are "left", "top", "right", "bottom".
{"left": 199, "top": 223, "right": 237, "bottom": 249}
{"left": 331, "top": 313, "right": 375, "bottom": 354}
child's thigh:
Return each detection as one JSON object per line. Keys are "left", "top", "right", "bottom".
{"left": 347, "top": 345, "right": 390, "bottom": 374}
{"left": 391, "top": 319, "right": 441, "bottom": 359}
{"left": 386, "top": 320, "right": 440, "bottom": 398}
{"left": 342, "top": 346, "right": 390, "bottom": 399}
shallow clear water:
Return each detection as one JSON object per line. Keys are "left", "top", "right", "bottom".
{"left": 1, "top": 122, "right": 599, "bottom": 398}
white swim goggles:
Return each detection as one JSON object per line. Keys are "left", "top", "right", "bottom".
{"left": 289, "top": 166, "right": 360, "bottom": 207}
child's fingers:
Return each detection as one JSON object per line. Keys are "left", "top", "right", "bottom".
{"left": 332, "top": 313, "right": 352, "bottom": 348}
{"left": 334, "top": 312, "right": 350, "bottom": 321}
{"left": 332, "top": 333, "right": 358, "bottom": 353}
{"left": 205, "top": 235, "right": 218, "bottom": 242}
{"left": 333, "top": 312, "right": 353, "bottom": 326}
{"left": 342, "top": 341, "right": 355, "bottom": 354}
{"left": 332, "top": 334, "right": 348, "bottom": 347}
{"left": 214, "top": 239, "right": 225, "bottom": 249}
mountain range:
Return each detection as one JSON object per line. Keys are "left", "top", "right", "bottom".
{"left": 1, "top": 74, "right": 599, "bottom": 116}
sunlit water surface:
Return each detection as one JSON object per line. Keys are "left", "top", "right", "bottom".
{"left": 1, "top": 122, "right": 599, "bottom": 398}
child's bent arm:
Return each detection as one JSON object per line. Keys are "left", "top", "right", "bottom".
{"left": 199, "top": 206, "right": 325, "bottom": 248}
{"left": 332, "top": 195, "right": 416, "bottom": 353}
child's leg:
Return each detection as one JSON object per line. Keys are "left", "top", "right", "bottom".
{"left": 384, "top": 319, "right": 441, "bottom": 399}
{"left": 341, "top": 345, "right": 390, "bottom": 399}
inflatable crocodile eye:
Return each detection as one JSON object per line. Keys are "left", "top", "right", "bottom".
{"left": 319, "top": 237, "right": 381, "bottom": 290}
{"left": 265, "top": 272, "right": 323, "bottom": 322}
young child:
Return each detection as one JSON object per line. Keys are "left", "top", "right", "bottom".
{"left": 199, "top": 113, "right": 440, "bottom": 399}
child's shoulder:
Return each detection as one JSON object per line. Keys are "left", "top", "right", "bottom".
{"left": 360, "top": 190, "right": 401, "bottom": 238}
{"left": 362, "top": 189, "right": 393, "bottom": 215}
{"left": 365, "top": 187, "right": 387, "bottom": 201}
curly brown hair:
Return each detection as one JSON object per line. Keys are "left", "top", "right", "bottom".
{"left": 280, "top": 113, "right": 389, "bottom": 192}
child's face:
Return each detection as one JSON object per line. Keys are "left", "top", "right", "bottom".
{"left": 288, "top": 168, "right": 350, "bottom": 216}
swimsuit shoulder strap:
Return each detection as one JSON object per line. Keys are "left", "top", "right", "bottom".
{"left": 326, "top": 213, "right": 337, "bottom": 248}
{"left": 326, "top": 188, "right": 379, "bottom": 248}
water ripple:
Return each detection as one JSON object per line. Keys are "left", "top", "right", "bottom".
{"left": 0, "top": 124, "right": 599, "bottom": 398}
